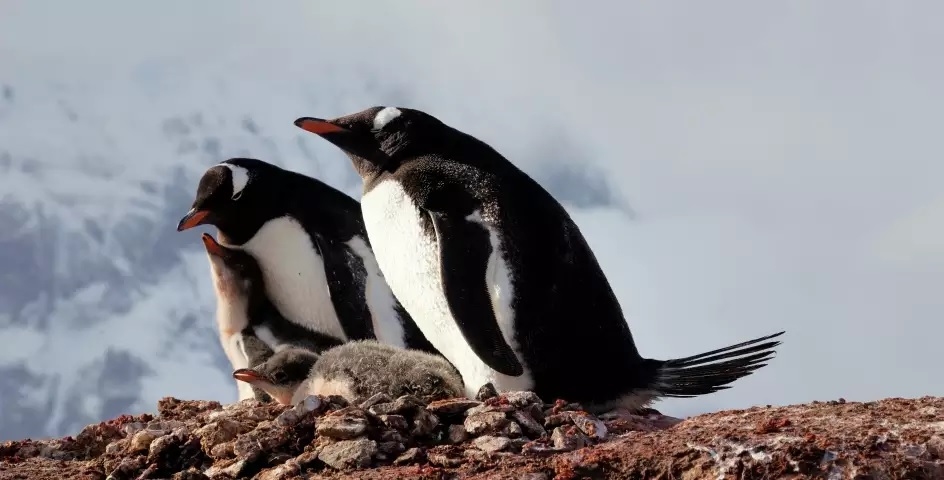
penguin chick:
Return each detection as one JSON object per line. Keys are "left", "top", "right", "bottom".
{"left": 233, "top": 340, "right": 465, "bottom": 406}
{"left": 202, "top": 232, "right": 343, "bottom": 401}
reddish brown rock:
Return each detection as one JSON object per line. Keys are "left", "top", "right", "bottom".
{"left": 0, "top": 395, "right": 941, "bottom": 479}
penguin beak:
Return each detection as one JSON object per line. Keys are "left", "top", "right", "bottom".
{"left": 232, "top": 368, "right": 268, "bottom": 385}
{"left": 294, "top": 117, "right": 349, "bottom": 135}
{"left": 201, "top": 233, "right": 227, "bottom": 257}
{"left": 177, "top": 208, "right": 211, "bottom": 231}
{"left": 294, "top": 117, "right": 388, "bottom": 167}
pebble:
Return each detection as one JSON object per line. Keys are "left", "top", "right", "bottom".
{"left": 394, "top": 447, "right": 426, "bottom": 465}
{"left": 512, "top": 410, "right": 547, "bottom": 439}
{"left": 254, "top": 462, "right": 300, "bottom": 480}
{"left": 928, "top": 435, "right": 944, "bottom": 460}
{"left": 501, "top": 420, "right": 524, "bottom": 438}
{"left": 318, "top": 438, "right": 377, "bottom": 470}
{"left": 427, "top": 398, "right": 482, "bottom": 415}
{"left": 128, "top": 430, "right": 160, "bottom": 453}
{"left": 465, "top": 411, "right": 510, "bottom": 435}
{"left": 171, "top": 468, "right": 210, "bottom": 480}
{"left": 380, "top": 414, "right": 408, "bottom": 430}
{"left": 502, "top": 391, "right": 544, "bottom": 408}
{"left": 568, "top": 411, "right": 607, "bottom": 440}
{"left": 551, "top": 426, "right": 589, "bottom": 451}
{"left": 448, "top": 424, "right": 469, "bottom": 444}
{"left": 466, "top": 402, "right": 516, "bottom": 416}
{"left": 428, "top": 452, "right": 463, "bottom": 467}
{"left": 411, "top": 408, "right": 440, "bottom": 437}
{"left": 473, "top": 435, "right": 512, "bottom": 453}
{"left": 476, "top": 383, "right": 499, "bottom": 401}
{"left": 359, "top": 393, "right": 392, "bottom": 410}
{"left": 316, "top": 407, "right": 370, "bottom": 440}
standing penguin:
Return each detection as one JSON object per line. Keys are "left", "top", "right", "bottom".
{"left": 294, "top": 107, "right": 784, "bottom": 412}
{"left": 178, "top": 157, "right": 438, "bottom": 355}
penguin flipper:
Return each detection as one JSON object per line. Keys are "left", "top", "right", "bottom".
{"left": 309, "top": 233, "right": 374, "bottom": 341}
{"left": 428, "top": 210, "right": 524, "bottom": 377}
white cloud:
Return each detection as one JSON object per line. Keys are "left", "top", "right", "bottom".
{"left": 1, "top": 0, "right": 942, "bottom": 422}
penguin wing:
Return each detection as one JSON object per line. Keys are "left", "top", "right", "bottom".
{"left": 310, "top": 234, "right": 374, "bottom": 341}
{"left": 427, "top": 210, "right": 524, "bottom": 377}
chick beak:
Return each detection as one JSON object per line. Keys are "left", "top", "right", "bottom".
{"left": 201, "top": 233, "right": 227, "bottom": 257}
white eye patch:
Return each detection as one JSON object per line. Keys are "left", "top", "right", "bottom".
{"left": 220, "top": 163, "right": 250, "bottom": 199}
{"left": 373, "top": 107, "right": 402, "bottom": 131}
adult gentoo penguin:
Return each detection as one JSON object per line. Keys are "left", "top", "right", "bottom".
{"left": 294, "top": 107, "right": 785, "bottom": 411}
{"left": 177, "top": 157, "right": 438, "bottom": 355}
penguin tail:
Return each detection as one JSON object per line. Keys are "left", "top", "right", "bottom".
{"left": 649, "top": 330, "right": 784, "bottom": 398}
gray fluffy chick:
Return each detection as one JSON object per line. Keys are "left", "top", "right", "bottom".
{"left": 233, "top": 340, "right": 464, "bottom": 405}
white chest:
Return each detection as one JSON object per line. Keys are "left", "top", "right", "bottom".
{"left": 236, "top": 216, "right": 347, "bottom": 341}
{"left": 360, "top": 179, "right": 532, "bottom": 396}
{"left": 345, "top": 236, "right": 406, "bottom": 348}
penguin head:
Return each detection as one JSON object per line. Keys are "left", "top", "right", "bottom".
{"left": 294, "top": 106, "right": 446, "bottom": 177}
{"left": 201, "top": 233, "right": 261, "bottom": 298}
{"left": 177, "top": 158, "right": 284, "bottom": 244}
{"left": 232, "top": 347, "right": 320, "bottom": 405}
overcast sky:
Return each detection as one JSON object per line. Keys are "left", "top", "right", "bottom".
{"left": 2, "top": 0, "right": 942, "bottom": 417}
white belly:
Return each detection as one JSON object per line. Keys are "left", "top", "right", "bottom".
{"left": 361, "top": 179, "right": 532, "bottom": 397}
{"left": 346, "top": 235, "right": 406, "bottom": 348}
{"left": 233, "top": 216, "right": 347, "bottom": 341}
{"left": 230, "top": 333, "right": 256, "bottom": 401}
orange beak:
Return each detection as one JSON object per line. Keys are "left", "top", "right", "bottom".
{"left": 177, "top": 208, "right": 210, "bottom": 231}
{"left": 294, "top": 117, "right": 348, "bottom": 135}
{"left": 233, "top": 369, "right": 267, "bottom": 384}
{"left": 201, "top": 233, "right": 227, "bottom": 257}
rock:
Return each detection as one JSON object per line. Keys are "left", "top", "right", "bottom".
{"left": 379, "top": 414, "right": 408, "bottom": 430}
{"left": 476, "top": 382, "right": 498, "bottom": 401}
{"left": 551, "top": 426, "right": 589, "bottom": 451}
{"left": 512, "top": 410, "right": 547, "bottom": 438}
{"left": 473, "top": 435, "right": 512, "bottom": 453}
{"left": 209, "top": 441, "right": 234, "bottom": 459}
{"left": 172, "top": 468, "right": 210, "bottom": 480}
{"left": 543, "top": 413, "right": 571, "bottom": 429}
{"left": 394, "top": 447, "right": 426, "bottom": 465}
{"left": 411, "top": 408, "right": 440, "bottom": 437}
{"left": 568, "top": 411, "right": 608, "bottom": 440}
{"left": 316, "top": 407, "right": 370, "bottom": 440}
{"left": 254, "top": 462, "right": 300, "bottom": 480}
{"left": 393, "top": 394, "right": 426, "bottom": 412}
{"left": 5, "top": 394, "right": 944, "bottom": 479}
{"left": 194, "top": 418, "right": 249, "bottom": 454}
{"left": 359, "top": 392, "right": 392, "bottom": 410}
{"left": 318, "top": 438, "right": 377, "bottom": 470}
{"left": 376, "top": 441, "right": 406, "bottom": 457}
{"left": 427, "top": 398, "right": 482, "bottom": 415}
{"left": 427, "top": 451, "right": 462, "bottom": 468}
{"left": 233, "top": 423, "right": 285, "bottom": 460}
{"left": 128, "top": 430, "right": 161, "bottom": 453}
{"left": 502, "top": 391, "right": 544, "bottom": 408}
{"left": 447, "top": 424, "right": 469, "bottom": 444}
{"left": 465, "top": 411, "right": 510, "bottom": 435}
{"left": 501, "top": 420, "right": 524, "bottom": 438}
{"left": 466, "top": 402, "right": 516, "bottom": 416}
{"left": 104, "top": 439, "right": 128, "bottom": 456}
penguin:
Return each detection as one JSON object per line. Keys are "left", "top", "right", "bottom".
{"left": 178, "top": 157, "right": 439, "bottom": 357}
{"left": 293, "top": 107, "right": 785, "bottom": 412}
{"left": 202, "top": 232, "right": 344, "bottom": 401}
{"left": 232, "top": 340, "right": 464, "bottom": 405}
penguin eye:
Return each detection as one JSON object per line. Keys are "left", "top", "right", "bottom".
{"left": 232, "top": 191, "right": 243, "bottom": 201}
{"left": 271, "top": 371, "right": 287, "bottom": 384}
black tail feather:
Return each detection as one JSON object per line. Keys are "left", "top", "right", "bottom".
{"left": 653, "top": 331, "right": 784, "bottom": 398}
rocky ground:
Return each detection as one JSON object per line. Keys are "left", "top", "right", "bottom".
{"left": 1, "top": 388, "right": 942, "bottom": 480}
